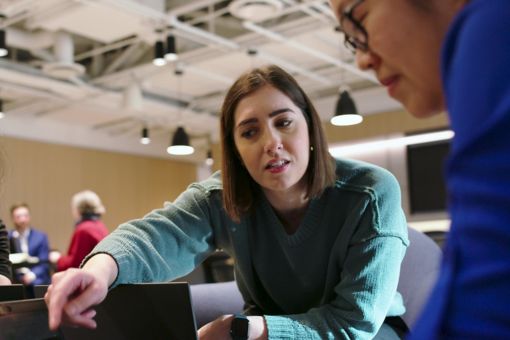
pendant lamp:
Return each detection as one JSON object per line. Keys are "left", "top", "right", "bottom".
{"left": 164, "top": 34, "right": 178, "bottom": 61}
{"left": 330, "top": 89, "right": 363, "bottom": 126}
{"left": 0, "top": 30, "right": 8, "bottom": 57}
{"left": 167, "top": 126, "right": 194, "bottom": 155}
{"left": 140, "top": 127, "right": 150, "bottom": 145}
{"left": 153, "top": 40, "right": 166, "bottom": 66}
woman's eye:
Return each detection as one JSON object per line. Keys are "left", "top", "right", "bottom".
{"left": 277, "top": 119, "right": 292, "bottom": 128}
{"left": 353, "top": 4, "right": 368, "bottom": 24}
{"left": 240, "top": 128, "right": 257, "bottom": 139}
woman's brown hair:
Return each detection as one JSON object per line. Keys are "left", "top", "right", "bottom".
{"left": 220, "top": 65, "right": 336, "bottom": 222}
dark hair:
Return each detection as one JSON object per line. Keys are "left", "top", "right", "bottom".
{"left": 10, "top": 203, "right": 30, "bottom": 216}
{"left": 220, "top": 65, "right": 336, "bottom": 222}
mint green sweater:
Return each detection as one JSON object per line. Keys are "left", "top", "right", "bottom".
{"left": 87, "top": 158, "right": 409, "bottom": 339}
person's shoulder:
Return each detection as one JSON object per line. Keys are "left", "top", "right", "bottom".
{"left": 75, "top": 220, "right": 106, "bottom": 236}
{"left": 75, "top": 219, "right": 97, "bottom": 230}
{"left": 188, "top": 170, "right": 223, "bottom": 195}
{"left": 334, "top": 157, "right": 399, "bottom": 192}
{"left": 30, "top": 228, "right": 49, "bottom": 239}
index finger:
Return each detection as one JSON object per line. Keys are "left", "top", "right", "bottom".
{"left": 46, "top": 269, "right": 93, "bottom": 330}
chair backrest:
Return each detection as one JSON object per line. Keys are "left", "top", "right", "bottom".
{"left": 189, "top": 280, "right": 244, "bottom": 328}
{"left": 397, "top": 227, "right": 442, "bottom": 328}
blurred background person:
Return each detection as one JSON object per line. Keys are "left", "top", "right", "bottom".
{"left": 8, "top": 203, "right": 50, "bottom": 285}
{"left": 50, "top": 190, "right": 108, "bottom": 271}
{"left": 0, "top": 219, "right": 11, "bottom": 285}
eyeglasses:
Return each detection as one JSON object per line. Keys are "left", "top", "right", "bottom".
{"left": 339, "top": 0, "right": 368, "bottom": 53}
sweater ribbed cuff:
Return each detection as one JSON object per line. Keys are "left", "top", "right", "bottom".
{"left": 265, "top": 315, "right": 319, "bottom": 340}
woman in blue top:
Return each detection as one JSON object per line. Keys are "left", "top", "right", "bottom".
{"left": 329, "top": 0, "right": 510, "bottom": 337}
{"left": 45, "top": 65, "right": 408, "bottom": 339}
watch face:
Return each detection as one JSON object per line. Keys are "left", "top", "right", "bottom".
{"left": 230, "top": 315, "right": 249, "bottom": 339}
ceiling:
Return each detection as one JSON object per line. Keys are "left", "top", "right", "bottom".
{"left": 0, "top": 0, "right": 402, "bottom": 162}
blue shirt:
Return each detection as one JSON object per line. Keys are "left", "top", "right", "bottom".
{"left": 411, "top": 0, "right": 510, "bottom": 338}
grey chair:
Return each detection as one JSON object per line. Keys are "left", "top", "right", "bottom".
{"left": 190, "top": 280, "right": 244, "bottom": 328}
{"left": 397, "top": 227, "right": 442, "bottom": 328}
{"left": 190, "top": 227, "right": 442, "bottom": 331}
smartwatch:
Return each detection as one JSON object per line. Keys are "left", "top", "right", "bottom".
{"left": 230, "top": 314, "right": 249, "bottom": 340}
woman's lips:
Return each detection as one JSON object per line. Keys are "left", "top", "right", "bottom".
{"left": 266, "top": 160, "right": 290, "bottom": 174}
{"left": 380, "top": 76, "right": 400, "bottom": 97}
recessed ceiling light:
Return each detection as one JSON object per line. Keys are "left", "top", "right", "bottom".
{"left": 42, "top": 63, "right": 85, "bottom": 79}
{"left": 229, "top": 0, "right": 283, "bottom": 22}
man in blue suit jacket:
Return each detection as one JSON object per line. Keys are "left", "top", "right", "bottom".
{"left": 8, "top": 203, "right": 50, "bottom": 285}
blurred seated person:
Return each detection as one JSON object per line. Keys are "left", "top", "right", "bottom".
{"left": 0, "top": 219, "right": 12, "bottom": 285}
{"left": 8, "top": 203, "right": 50, "bottom": 285}
{"left": 50, "top": 190, "right": 108, "bottom": 271}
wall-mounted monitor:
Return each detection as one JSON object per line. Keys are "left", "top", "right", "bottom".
{"left": 407, "top": 140, "right": 450, "bottom": 214}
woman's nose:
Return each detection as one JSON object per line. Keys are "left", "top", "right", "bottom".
{"left": 264, "top": 132, "right": 283, "bottom": 156}
{"left": 356, "top": 49, "right": 380, "bottom": 71}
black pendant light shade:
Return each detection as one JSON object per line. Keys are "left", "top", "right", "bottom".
{"left": 330, "top": 90, "right": 363, "bottom": 126}
{"left": 153, "top": 40, "right": 166, "bottom": 66}
{"left": 205, "top": 149, "right": 213, "bottom": 166}
{"left": 167, "top": 126, "right": 194, "bottom": 155}
{"left": 164, "top": 34, "right": 177, "bottom": 61}
{"left": 0, "top": 30, "right": 7, "bottom": 57}
{"left": 140, "top": 127, "right": 150, "bottom": 145}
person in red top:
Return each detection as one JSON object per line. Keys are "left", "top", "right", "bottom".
{"left": 50, "top": 190, "right": 109, "bottom": 271}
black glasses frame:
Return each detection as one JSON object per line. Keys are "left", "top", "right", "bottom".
{"left": 340, "top": 0, "right": 368, "bottom": 53}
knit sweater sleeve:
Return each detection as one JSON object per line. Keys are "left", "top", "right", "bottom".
{"left": 264, "top": 168, "right": 409, "bottom": 339}
{"left": 83, "top": 184, "right": 218, "bottom": 286}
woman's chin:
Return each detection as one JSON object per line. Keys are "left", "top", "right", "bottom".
{"left": 404, "top": 99, "right": 445, "bottom": 119}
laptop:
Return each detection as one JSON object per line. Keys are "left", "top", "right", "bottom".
{"left": 33, "top": 285, "right": 49, "bottom": 299}
{"left": 0, "top": 282, "right": 198, "bottom": 340}
{"left": 0, "top": 284, "right": 25, "bottom": 302}
{"left": 0, "top": 298, "right": 59, "bottom": 340}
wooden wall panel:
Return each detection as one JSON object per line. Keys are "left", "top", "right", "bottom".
{"left": 325, "top": 110, "right": 450, "bottom": 143}
{"left": 0, "top": 109, "right": 449, "bottom": 252}
{"left": 0, "top": 137, "right": 197, "bottom": 252}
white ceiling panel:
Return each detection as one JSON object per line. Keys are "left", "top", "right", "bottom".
{"left": 0, "top": 0, "right": 399, "bottom": 161}
{"left": 32, "top": 3, "right": 146, "bottom": 44}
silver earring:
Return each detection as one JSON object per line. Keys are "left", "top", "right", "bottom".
{"left": 310, "top": 146, "right": 314, "bottom": 151}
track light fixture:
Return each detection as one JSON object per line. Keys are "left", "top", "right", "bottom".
{"left": 164, "top": 34, "right": 178, "bottom": 62}
{"left": 140, "top": 127, "right": 150, "bottom": 145}
{"left": 0, "top": 30, "right": 8, "bottom": 57}
{"left": 167, "top": 126, "right": 194, "bottom": 155}
{"left": 153, "top": 40, "right": 166, "bottom": 66}
{"left": 330, "top": 89, "right": 363, "bottom": 126}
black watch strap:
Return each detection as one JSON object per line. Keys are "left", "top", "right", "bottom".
{"left": 230, "top": 314, "right": 249, "bottom": 340}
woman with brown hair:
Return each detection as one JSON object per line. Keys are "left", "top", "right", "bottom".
{"left": 45, "top": 65, "right": 408, "bottom": 339}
